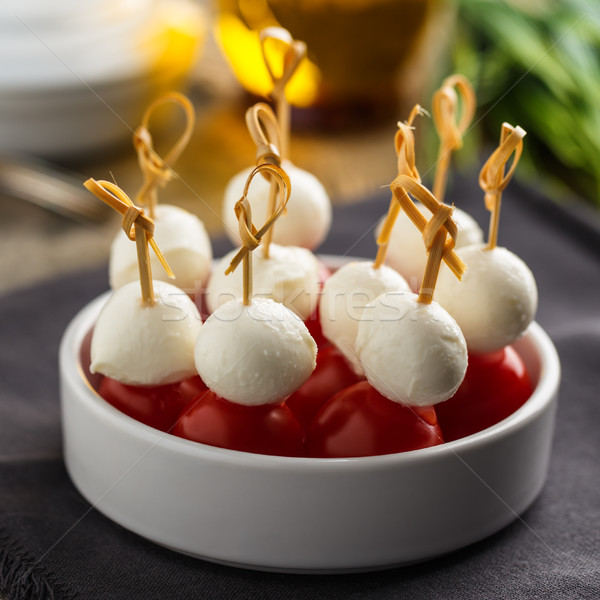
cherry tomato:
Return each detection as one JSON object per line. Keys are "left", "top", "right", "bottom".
{"left": 178, "top": 375, "right": 207, "bottom": 403}
{"left": 306, "top": 381, "right": 443, "bottom": 458}
{"left": 173, "top": 390, "right": 304, "bottom": 457}
{"left": 286, "top": 345, "right": 362, "bottom": 429}
{"left": 98, "top": 377, "right": 191, "bottom": 433}
{"left": 436, "top": 346, "right": 533, "bottom": 442}
{"left": 304, "top": 304, "right": 330, "bottom": 350}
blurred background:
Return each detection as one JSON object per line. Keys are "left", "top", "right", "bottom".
{"left": 0, "top": 0, "right": 598, "bottom": 293}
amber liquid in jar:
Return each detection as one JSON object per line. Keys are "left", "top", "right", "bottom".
{"left": 214, "top": 0, "right": 444, "bottom": 128}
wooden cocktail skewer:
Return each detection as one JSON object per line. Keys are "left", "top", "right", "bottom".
{"left": 388, "top": 174, "right": 465, "bottom": 304}
{"left": 432, "top": 74, "right": 476, "bottom": 203}
{"left": 245, "top": 102, "right": 284, "bottom": 259}
{"left": 133, "top": 92, "right": 195, "bottom": 219}
{"left": 479, "top": 123, "right": 526, "bottom": 250}
{"left": 222, "top": 30, "right": 329, "bottom": 253}
{"left": 225, "top": 163, "right": 291, "bottom": 305}
{"left": 192, "top": 165, "right": 314, "bottom": 414}
{"left": 433, "top": 123, "right": 535, "bottom": 355}
{"left": 260, "top": 27, "right": 306, "bottom": 161}
{"left": 374, "top": 104, "right": 425, "bottom": 270}
{"left": 84, "top": 178, "right": 174, "bottom": 305}
{"left": 375, "top": 105, "right": 465, "bottom": 302}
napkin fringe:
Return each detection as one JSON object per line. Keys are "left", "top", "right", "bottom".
{"left": 0, "top": 528, "right": 77, "bottom": 600}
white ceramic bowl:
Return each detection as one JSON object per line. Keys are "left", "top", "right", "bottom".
{"left": 59, "top": 258, "right": 560, "bottom": 573}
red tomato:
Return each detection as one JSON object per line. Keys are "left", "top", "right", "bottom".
{"left": 98, "top": 377, "right": 191, "bottom": 433}
{"left": 304, "top": 304, "right": 330, "bottom": 350}
{"left": 178, "top": 375, "right": 207, "bottom": 403}
{"left": 84, "top": 322, "right": 207, "bottom": 433}
{"left": 436, "top": 346, "right": 533, "bottom": 442}
{"left": 286, "top": 345, "right": 362, "bottom": 429}
{"left": 173, "top": 390, "right": 304, "bottom": 457}
{"left": 306, "top": 381, "right": 444, "bottom": 458}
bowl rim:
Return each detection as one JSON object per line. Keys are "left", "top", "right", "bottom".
{"left": 61, "top": 255, "right": 561, "bottom": 473}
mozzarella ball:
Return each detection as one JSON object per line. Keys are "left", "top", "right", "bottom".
{"left": 434, "top": 244, "right": 538, "bottom": 353}
{"left": 223, "top": 161, "right": 331, "bottom": 250}
{"left": 206, "top": 243, "right": 320, "bottom": 320}
{"left": 378, "top": 203, "right": 483, "bottom": 290}
{"left": 356, "top": 292, "right": 467, "bottom": 406}
{"left": 109, "top": 204, "right": 213, "bottom": 294}
{"left": 195, "top": 298, "right": 317, "bottom": 406}
{"left": 319, "top": 261, "right": 410, "bottom": 374}
{"left": 91, "top": 280, "right": 202, "bottom": 385}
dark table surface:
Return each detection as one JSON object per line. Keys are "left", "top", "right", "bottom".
{"left": 1, "top": 173, "right": 599, "bottom": 599}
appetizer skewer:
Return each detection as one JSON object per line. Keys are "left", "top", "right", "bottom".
{"left": 222, "top": 28, "right": 331, "bottom": 251}
{"left": 109, "top": 93, "right": 213, "bottom": 294}
{"left": 434, "top": 124, "right": 536, "bottom": 440}
{"left": 84, "top": 178, "right": 205, "bottom": 431}
{"left": 209, "top": 104, "right": 321, "bottom": 320}
{"left": 318, "top": 106, "right": 422, "bottom": 376}
{"left": 174, "top": 164, "right": 316, "bottom": 455}
{"left": 378, "top": 75, "right": 483, "bottom": 290}
{"left": 307, "top": 167, "right": 467, "bottom": 457}
{"left": 434, "top": 124, "right": 536, "bottom": 353}
{"left": 358, "top": 168, "right": 468, "bottom": 404}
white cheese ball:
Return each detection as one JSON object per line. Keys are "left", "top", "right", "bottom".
{"left": 109, "top": 204, "right": 213, "bottom": 294}
{"left": 356, "top": 292, "right": 467, "bottom": 406}
{"left": 206, "top": 243, "right": 320, "bottom": 320}
{"left": 319, "top": 261, "right": 410, "bottom": 375}
{"left": 223, "top": 161, "right": 331, "bottom": 250}
{"left": 91, "top": 280, "right": 202, "bottom": 385}
{"left": 434, "top": 244, "right": 538, "bottom": 353}
{"left": 195, "top": 298, "right": 317, "bottom": 406}
{"left": 377, "top": 203, "right": 483, "bottom": 290}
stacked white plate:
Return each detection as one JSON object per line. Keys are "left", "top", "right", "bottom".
{"left": 0, "top": 0, "right": 205, "bottom": 158}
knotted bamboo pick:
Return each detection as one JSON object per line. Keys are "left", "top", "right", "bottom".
{"left": 245, "top": 102, "right": 284, "bottom": 259}
{"left": 479, "top": 123, "right": 526, "bottom": 250}
{"left": 225, "top": 164, "right": 291, "bottom": 305}
{"left": 389, "top": 174, "right": 466, "bottom": 304}
{"left": 133, "top": 92, "right": 195, "bottom": 219}
{"left": 260, "top": 27, "right": 306, "bottom": 161}
{"left": 373, "top": 104, "right": 425, "bottom": 269}
{"left": 432, "top": 74, "right": 476, "bottom": 203}
{"left": 84, "top": 178, "right": 174, "bottom": 305}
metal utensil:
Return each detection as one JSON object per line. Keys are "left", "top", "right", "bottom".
{"left": 0, "top": 154, "right": 108, "bottom": 222}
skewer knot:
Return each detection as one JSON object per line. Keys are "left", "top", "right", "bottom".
{"left": 390, "top": 174, "right": 466, "bottom": 282}
{"left": 260, "top": 27, "right": 306, "bottom": 99}
{"left": 134, "top": 125, "right": 174, "bottom": 192}
{"left": 479, "top": 124, "right": 526, "bottom": 211}
{"left": 225, "top": 164, "right": 291, "bottom": 276}
{"left": 234, "top": 197, "right": 261, "bottom": 253}
{"left": 432, "top": 74, "right": 476, "bottom": 152}
{"left": 246, "top": 103, "right": 282, "bottom": 168}
{"left": 422, "top": 203, "right": 456, "bottom": 252}
{"left": 83, "top": 178, "right": 174, "bottom": 282}
{"left": 133, "top": 92, "right": 195, "bottom": 213}
{"left": 122, "top": 205, "right": 154, "bottom": 241}
{"left": 395, "top": 104, "right": 425, "bottom": 182}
